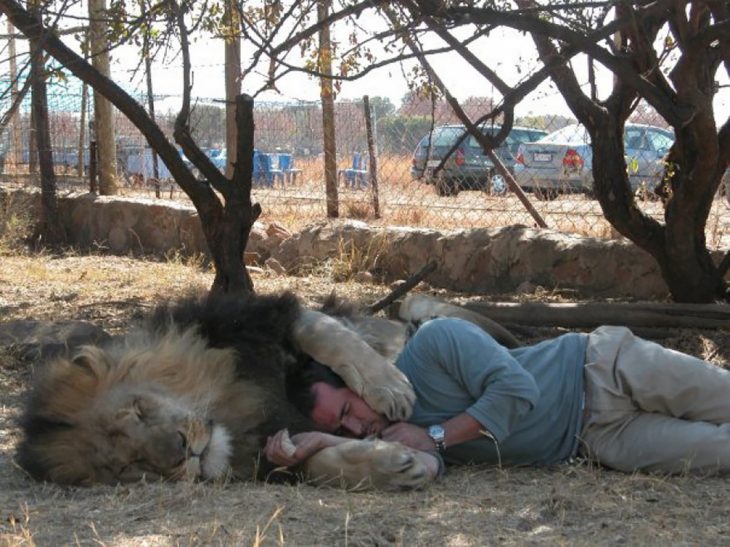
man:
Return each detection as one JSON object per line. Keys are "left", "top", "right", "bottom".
{"left": 266, "top": 317, "right": 730, "bottom": 476}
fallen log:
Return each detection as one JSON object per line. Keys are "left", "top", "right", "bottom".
{"left": 464, "top": 301, "right": 730, "bottom": 330}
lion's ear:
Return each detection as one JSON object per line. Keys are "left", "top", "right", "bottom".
{"left": 72, "top": 346, "right": 114, "bottom": 379}
{"left": 33, "top": 349, "right": 113, "bottom": 421}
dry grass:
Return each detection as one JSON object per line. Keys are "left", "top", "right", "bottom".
{"left": 1, "top": 252, "right": 729, "bottom": 546}
{"left": 0, "top": 192, "right": 34, "bottom": 255}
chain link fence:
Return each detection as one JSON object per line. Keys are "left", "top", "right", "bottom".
{"left": 1, "top": 82, "right": 728, "bottom": 251}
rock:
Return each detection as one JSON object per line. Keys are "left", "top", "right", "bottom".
{"left": 0, "top": 320, "right": 111, "bottom": 361}
{"left": 266, "top": 221, "right": 292, "bottom": 240}
{"left": 516, "top": 281, "right": 537, "bottom": 294}
{"left": 244, "top": 251, "right": 261, "bottom": 266}
{"left": 265, "top": 257, "right": 287, "bottom": 275}
{"left": 353, "top": 271, "right": 374, "bottom": 284}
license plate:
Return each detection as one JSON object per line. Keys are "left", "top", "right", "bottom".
{"left": 426, "top": 159, "right": 442, "bottom": 168}
{"left": 533, "top": 152, "right": 552, "bottom": 162}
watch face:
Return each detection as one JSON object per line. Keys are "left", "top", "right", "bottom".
{"left": 428, "top": 425, "right": 445, "bottom": 441}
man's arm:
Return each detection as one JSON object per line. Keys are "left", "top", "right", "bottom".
{"left": 382, "top": 413, "right": 486, "bottom": 452}
{"left": 398, "top": 318, "right": 540, "bottom": 445}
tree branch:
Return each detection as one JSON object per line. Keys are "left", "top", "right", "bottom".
{"left": 0, "top": 0, "right": 214, "bottom": 207}
{"left": 170, "top": 0, "right": 229, "bottom": 196}
{"left": 366, "top": 261, "right": 436, "bottom": 315}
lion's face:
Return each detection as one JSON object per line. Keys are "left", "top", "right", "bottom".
{"left": 79, "top": 384, "right": 233, "bottom": 484}
{"left": 17, "top": 328, "right": 244, "bottom": 486}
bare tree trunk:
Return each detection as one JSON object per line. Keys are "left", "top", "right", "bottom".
{"left": 88, "top": 0, "right": 118, "bottom": 195}
{"left": 7, "top": 21, "right": 23, "bottom": 171}
{"left": 28, "top": 101, "right": 37, "bottom": 175}
{"left": 144, "top": 54, "right": 160, "bottom": 197}
{"left": 318, "top": 0, "right": 338, "bottom": 218}
{"left": 580, "top": 115, "right": 727, "bottom": 303}
{"left": 78, "top": 83, "right": 87, "bottom": 177}
{"left": 208, "top": 95, "right": 256, "bottom": 295}
{"left": 28, "top": 1, "right": 64, "bottom": 244}
{"left": 223, "top": 0, "right": 241, "bottom": 179}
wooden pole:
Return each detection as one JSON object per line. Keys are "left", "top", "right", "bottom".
{"left": 7, "top": 20, "right": 23, "bottom": 171}
{"left": 144, "top": 53, "right": 160, "bottom": 197}
{"left": 223, "top": 0, "right": 241, "bottom": 180}
{"left": 318, "top": 0, "right": 338, "bottom": 218}
{"left": 464, "top": 301, "right": 730, "bottom": 330}
{"left": 88, "top": 0, "right": 118, "bottom": 194}
{"left": 363, "top": 95, "right": 380, "bottom": 218}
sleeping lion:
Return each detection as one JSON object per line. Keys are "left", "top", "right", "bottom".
{"left": 16, "top": 292, "right": 517, "bottom": 489}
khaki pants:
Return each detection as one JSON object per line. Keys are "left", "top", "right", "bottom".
{"left": 580, "top": 326, "right": 730, "bottom": 475}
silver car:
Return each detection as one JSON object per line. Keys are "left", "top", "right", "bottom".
{"left": 514, "top": 123, "right": 674, "bottom": 199}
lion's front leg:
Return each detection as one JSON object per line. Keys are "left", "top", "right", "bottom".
{"left": 293, "top": 310, "right": 415, "bottom": 421}
{"left": 303, "top": 438, "right": 439, "bottom": 491}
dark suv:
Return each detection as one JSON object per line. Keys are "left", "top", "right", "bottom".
{"left": 410, "top": 124, "right": 548, "bottom": 196}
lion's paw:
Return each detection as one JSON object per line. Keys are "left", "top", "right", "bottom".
{"left": 304, "top": 439, "right": 438, "bottom": 491}
{"left": 357, "top": 367, "right": 415, "bottom": 422}
{"left": 364, "top": 440, "right": 437, "bottom": 490}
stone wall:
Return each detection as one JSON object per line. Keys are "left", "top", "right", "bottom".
{"left": 0, "top": 189, "right": 279, "bottom": 259}
{"left": 270, "top": 220, "right": 676, "bottom": 299}
{"left": 5, "top": 188, "right": 725, "bottom": 299}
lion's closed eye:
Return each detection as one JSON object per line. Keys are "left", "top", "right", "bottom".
{"left": 133, "top": 398, "right": 146, "bottom": 420}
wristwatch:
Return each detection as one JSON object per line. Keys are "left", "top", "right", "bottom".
{"left": 426, "top": 424, "right": 446, "bottom": 454}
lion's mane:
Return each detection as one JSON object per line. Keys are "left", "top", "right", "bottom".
{"left": 17, "top": 292, "right": 314, "bottom": 485}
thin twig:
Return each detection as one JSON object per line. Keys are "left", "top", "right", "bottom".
{"left": 366, "top": 261, "right": 436, "bottom": 315}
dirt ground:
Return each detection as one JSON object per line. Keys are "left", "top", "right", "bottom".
{"left": 1, "top": 254, "right": 729, "bottom": 546}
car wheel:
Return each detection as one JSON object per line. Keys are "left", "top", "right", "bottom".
{"left": 490, "top": 174, "right": 507, "bottom": 196}
{"left": 435, "top": 177, "right": 458, "bottom": 197}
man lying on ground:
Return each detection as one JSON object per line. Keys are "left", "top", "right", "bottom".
{"left": 266, "top": 317, "right": 730, "bottom": 476}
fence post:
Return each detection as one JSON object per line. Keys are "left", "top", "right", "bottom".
{"left": 363, "top": 95, "right": 380, "bottom": 219}
{"left": 88, "top": 121, "right": 97, "bottom": 193}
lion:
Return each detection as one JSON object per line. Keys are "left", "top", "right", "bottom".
{"left": 16, "top": 292, "right": 517, "bottom": 489}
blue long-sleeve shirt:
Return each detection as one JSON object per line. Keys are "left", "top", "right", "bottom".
{"left": 395, "top": 317, "right": 587, "bottom": 466}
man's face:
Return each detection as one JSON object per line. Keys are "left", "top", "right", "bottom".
{"left": 310, "top": 382, "right": 389, "bottom": 438}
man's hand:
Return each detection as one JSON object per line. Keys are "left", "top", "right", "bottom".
{"left": 264, "top": 429, "right": 355, "bottom": 467}
{"left": 381, "top": 422, "right": 436, "bottom": 452}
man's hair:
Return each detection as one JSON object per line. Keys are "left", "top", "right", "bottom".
{"left": 286, "top": 359, "right": 347, "bottom": 417}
